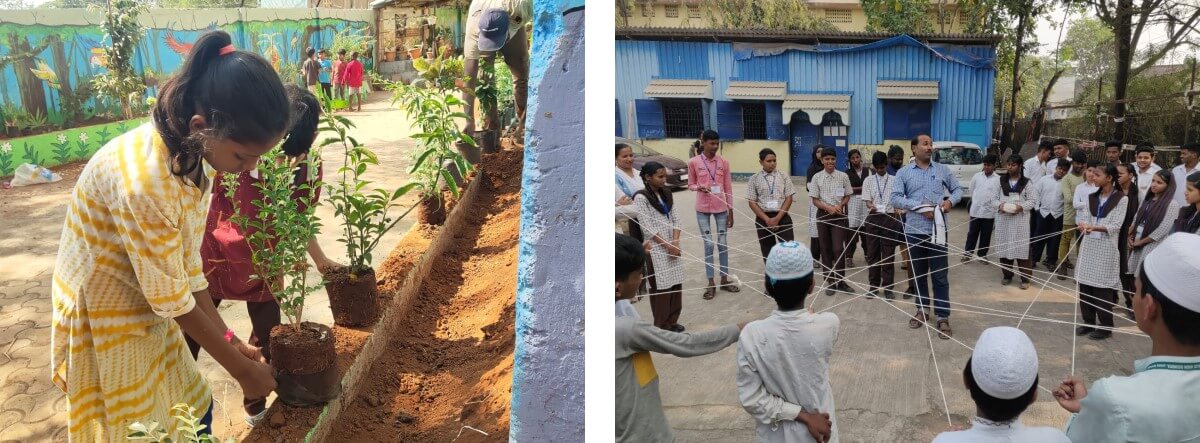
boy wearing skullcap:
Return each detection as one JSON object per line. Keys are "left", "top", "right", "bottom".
{"left": 1054, "top": 233, "right": 1200, "bottom": 442}
{"left": 738, "top": 241, "right": 838, "bottom": 442}
{"left": 614, "top": 233, "right": 744, "bottom": 443}
{"left": 933, "top": 327, "right": 1069, "bottom": 442}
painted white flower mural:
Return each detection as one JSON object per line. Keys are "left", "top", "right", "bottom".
{"left": 1, "top": 142, "right": 11, "bottom": 154}
{"left": 57, "top": 133, "right": 67, "bottom": 144}
{"left": 78, "top": 133, "right": 89, "bottom": 143}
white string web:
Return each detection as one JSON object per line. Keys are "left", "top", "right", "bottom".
{"left": 622, "top": 179, "right": 1147, "bottom": 429}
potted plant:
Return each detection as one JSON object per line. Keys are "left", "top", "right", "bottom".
{"left": 223, "top": 149, "right": 340, "bottom": 406}
{"left": 473, "top": 61, "right": 501, "bottom": 153}
{"left": 393, "top": 83, "right": 474, "bottom": 225}
{"left": 322, "top": 110, "right": 418, "bottom": 326}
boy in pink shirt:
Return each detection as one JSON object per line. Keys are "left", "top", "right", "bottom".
{"left": 331, "top": 49, "right": 346, "bottom": 100}
{"left": 687, "top": 129, "right": 737, "bottom": 300}
{"left": 343, "top": 51, "right": 364, "bottom": 112}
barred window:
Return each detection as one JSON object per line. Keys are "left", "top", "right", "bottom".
{"left": 640, "top": 2, "right": 654, "bottom": 17}
{"left": 742, "top": 102, "right": 767, "bottom": 140}
{"left": 824, "top": 9, "right": 851, "bottom": 24}
{"left": 665, "top": 4, "right": 678, "bottom": 17}
{"left": 662, "top": 100, "right": 705, "bottom": 139}
{"left": 687, "top": 5, "right": 701, "bottom": 18}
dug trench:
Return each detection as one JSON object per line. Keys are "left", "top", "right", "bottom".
{"left": 329, "top": 148, "right": 521, "bottom": 441}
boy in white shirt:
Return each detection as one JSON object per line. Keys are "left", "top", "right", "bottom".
{"left": 932, "top": 327, "right": 1070, "bottom": 443}
{"left": 963, "top": 154, "right": 1001, "bottom": 262}
{"left": 1031, "top": 160, "right": 1068, "bottom": 268}
{"left": 738, "top": 241, "right": 837, "bottom": 443}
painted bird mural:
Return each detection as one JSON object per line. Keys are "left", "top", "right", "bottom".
{"left": 30, "top": 60, "right": 60, "bottom": 90}
{"left": 163, "top": 23, "right": 220, "bottom": 56}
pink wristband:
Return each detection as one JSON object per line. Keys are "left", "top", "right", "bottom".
{"left": 224, "top": 328, "right": 236, "bottom": 343}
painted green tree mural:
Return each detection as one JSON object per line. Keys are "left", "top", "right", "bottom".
{"left": 92, "top": 0, "right": 147, "bottom": 120}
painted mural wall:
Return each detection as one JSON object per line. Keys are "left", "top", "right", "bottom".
{"left": 0, "top": 7, "right": 372, "bottom": 176}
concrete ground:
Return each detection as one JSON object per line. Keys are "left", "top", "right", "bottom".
{"left": 0, "top": 91, "right": 419, "bottom": 441}
{"left": 635, "top": 179, "right": 1147, "bottom": 442}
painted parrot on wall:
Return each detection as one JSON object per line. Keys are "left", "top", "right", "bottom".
{"left": 163, "top": 23, "right": 220, "bottom": 56}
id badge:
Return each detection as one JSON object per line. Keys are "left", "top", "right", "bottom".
{"left": 710, "top": 185, "right": 722, "bottom": 194}
{"left": 764, "top": 200, "right": 781, "bottom": 211}
{"left": 1136, "top": 224, "right": 1145, "bottom": 238}
{"left": 1089, "top": 231, "right": 1104, "bottom": 240}
{"left": 833, "top": 187, "right": 845, "bottom": 197}
{"left": 1006, "top": 194, "right": 1019, "bottom": 203}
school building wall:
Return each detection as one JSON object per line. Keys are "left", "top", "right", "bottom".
{"left": 615, "top": 37, "right": 996, "bottom": 177}
{"left": 0, "top": 8, "right": 371, "bottom": 176}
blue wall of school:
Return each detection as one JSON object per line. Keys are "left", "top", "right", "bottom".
{"left": 615, "top": 39, "right": 996, "bottom": 146}
{"left": 510, "top": 1, "right": 585, "bottom": 441}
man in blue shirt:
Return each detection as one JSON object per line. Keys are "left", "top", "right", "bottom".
{"left": 891, "top": 134, "right": 963, "bottom": 339}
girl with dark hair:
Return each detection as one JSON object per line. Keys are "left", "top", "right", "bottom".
{"left": 1076, "top": 164, "right": 1129, "bottom": 340}
{"left": 1172, "top": 172, "right": 1200, "bottom": 234}
{"left": 991, "top": 154, "right": 1037, "bottom": 289}
{"left": 51, "top": 30, "right": 285, "bottom": 440}
{"left": 844, "top": 149, "right": 869, "bottom": 267}
{"left": 1115, "top": 163, "right": 1141, "bottom": 314}
{"left": 634, "top": 161, "right": 685, "bottom": 332}
{"left": 186, "top": 85, "right": 341, "bottom": 425}
{"left": 615, "top": 142, "right": 646, "bottom": 309}
{"left": 1128, "top": 169, "right": 1180, "bottom": 274}
{"left": 806, "top": 145, "right": 827, "bottom": 265}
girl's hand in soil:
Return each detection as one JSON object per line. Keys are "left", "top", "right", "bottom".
{"left": 237, "top": 359, "right": 278, "bottom": 400}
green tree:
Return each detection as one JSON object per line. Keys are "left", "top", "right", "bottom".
{"left": 705, "top": 0, "right": 837, "bottom": 31}
{"left": 1060, "top": 17, "right": 1115, "bottom": 88}
{"left": 91, "top": 0, "right": 147, "bottom": 120}
{"left": 860, "top": 0, "right": 935, "bottom": 34}
{"left": 1062, "top": 0, "right": 1200, "bottom": 139}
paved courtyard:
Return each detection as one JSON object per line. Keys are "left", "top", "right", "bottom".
{"left": 0, "top": 92, "right": 418, "bottom": 441}
{"left": 635, "top": 179, "right": 1147, "bottom": 442}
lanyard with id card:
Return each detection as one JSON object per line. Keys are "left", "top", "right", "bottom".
{"left": 701, "top": 156, "right": 722, "bottom": 194}
{"left": 763, "top": 173, "right": 781, "bottom": 211}
{"left": 1091, "top": 196, "right": 1111, "bottom": 239}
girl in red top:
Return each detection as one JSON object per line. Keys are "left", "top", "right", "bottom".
{"left": 186, "top": 85, "right": 341, "bottom": 425}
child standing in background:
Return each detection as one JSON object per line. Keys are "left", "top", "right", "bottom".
{"left": 991, "top": 154, "right": 1037, "bottom": 290}
{"left": 333, "top": 48, "right": 347, "bottom": 100}
{"left": 963, "top": 154, "right": 1000, "bottom": 262}
{"left": 317, "top": 49, "right": 332, "bottom": 99}
{"left": 343, "top": 51, "right": 365, "bottom": 112}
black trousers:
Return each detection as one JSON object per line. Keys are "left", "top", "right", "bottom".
{"left": 1079, "top": 284, "right": 1116, "bottom": 328}
{"left": 755, "top": 212, "right": 795, "bottom": 261}
{"left": 816, "top": 210, "right": 849, "bottom": 283}
{"left": 963, "top": 217, "right": 995, "bottom": 257}
{"left": 1031, "top": 213, "right": 1063, "bottom": 264}
{"left": 863, "top": 213, "right": 901, "bottom": 291}
{"left": 645, "top": 256, "right": 682, "bottom": 329}
{"left": 1000, "top": 258, "right": 1033, "bottom": 282}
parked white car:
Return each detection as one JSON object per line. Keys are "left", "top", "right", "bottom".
{"left": 910, "top": 141, "right": 985, "bottom": 204}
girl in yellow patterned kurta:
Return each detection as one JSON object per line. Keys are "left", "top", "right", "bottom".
{"left": 51, "top": 31, "right": 291, "bottom": 441}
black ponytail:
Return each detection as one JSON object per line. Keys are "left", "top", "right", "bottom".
{"left": 281, "top": 84, "right": 320, "bottom": 157}
{"left": 153, "top": 30, "right": 291, "bottom": 188}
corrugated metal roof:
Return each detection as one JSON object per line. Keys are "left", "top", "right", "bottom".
{"left": 876, "top": 80, "right": 939, "bottom": 100}
{"left": 644, "top": 79, "right": 714, "bottom": 99}
{"left": 616, "top": 27, "right": 1003, "bottom": 45}
{"left": 783, "top": 94, "right": 851, "bottom": 125}
{"left": 725, "top": 81, "right": 786, "bottom": 100}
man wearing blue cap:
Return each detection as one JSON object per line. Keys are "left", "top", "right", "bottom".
{"left": 461, "top": 0, "right": 531, "bottom": 157}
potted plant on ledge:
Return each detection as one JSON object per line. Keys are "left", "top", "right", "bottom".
{"left": 322, "top": 110, "right": 419, "bottom": 326}
{"left": 223, "top": 147, "right": 340, "bottom": 407}
{"left": 393, "top": 82, "right": 474, "bottom": 225}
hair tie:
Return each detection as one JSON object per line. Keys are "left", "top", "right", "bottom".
{"left": 219, "top": 44, "right": 236, "bottom": 56}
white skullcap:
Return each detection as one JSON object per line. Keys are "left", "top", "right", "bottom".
{"left": 1144, "top": 233, "right": 1200, "bottom": 314}
{"left": 971, "top": 327, "right": 1039, "bottom": 400}
{"left": 765, "top": 241, "right": 814, "bottom": 282}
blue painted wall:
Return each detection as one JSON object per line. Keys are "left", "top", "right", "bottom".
{"left": 615, "top": 39, "right": 996, "bottom": 146}
{"left": 510, "top": 1, "right": 584, "bottom": 441}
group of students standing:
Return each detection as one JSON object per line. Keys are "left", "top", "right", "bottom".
{"left": 300, "top": 46, "right": 365, "bottom": 112}
{"left": 960, "top": 139, "right": 1200, "bottom": 340}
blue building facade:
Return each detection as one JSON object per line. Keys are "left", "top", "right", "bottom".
{"left": 615, "top": 29, "right": 999, "bottom": 176}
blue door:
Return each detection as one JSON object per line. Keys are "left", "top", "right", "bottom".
{"left": 820, "top": 112, "right": 849, "bottom": 170}
{"left": 956, "top": 119, "right": 988, "bottom": 150}
{"left": 790, "top": 112, "right": 820, "bottom": 176}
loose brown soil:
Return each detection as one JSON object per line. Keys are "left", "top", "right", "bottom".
{"left": 416, "top": 195, "right": 447, "bottom": 225}
{"left": 376, "top": 225, "right": 437, "bottom": 296}
{"left": 328, "top": 148, "right": 522, "bottom": 442}
{"left": 270, "top": 322, "right": 336, "bottom": 375}
{"left": 324, "top": 267, "right": 380, "bottom": 327}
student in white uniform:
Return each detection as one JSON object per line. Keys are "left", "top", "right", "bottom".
{"left": 615, "top": 233, "right": 743, "bottom": 443}
{"left": 1127, "top": 170, "right": 1179, "bottom": 275}
{"left": 1133, "top": 143, "right": 1163, "bottom": 201}
{"left": 1055, "top": 233, "right": 1200, "bottom": 443}
{"left": 1031, "top": 160, "right": 1068, "bottom": 269}
{"left": 932, "top": 327, "right": 1070, "bottom": 443}
{"left": 991, "top": 154, "right": 1038, "bottom": 290}
{"left": 1023, "top": 140, "right": 1054, "bottom": 182}
{"left": 738, "top": 241, "right": 838, "bottom": 443}
{"left": 1171, "top": 143, "right": 1200, "bottom": 206}
{"left": 963, "top": 154, "right": 1001, "bottom": 262}
{"left": 1075, "top": 163, "right": 1128, "bottom": 341}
